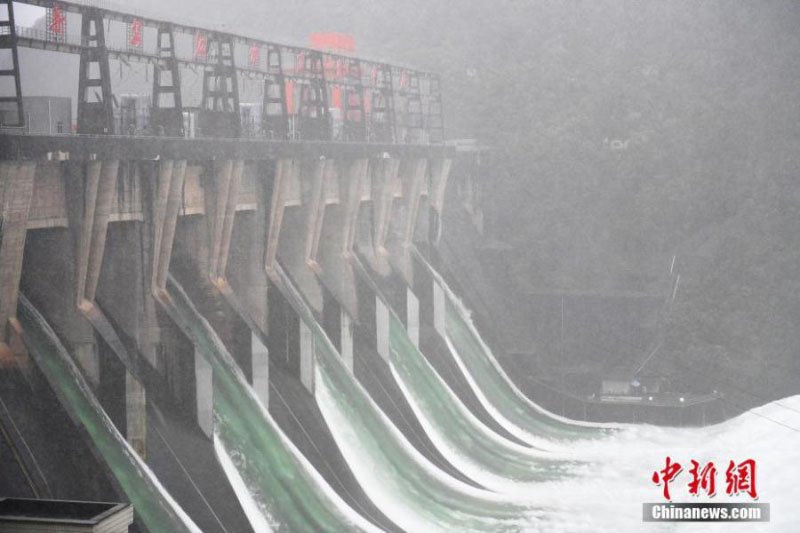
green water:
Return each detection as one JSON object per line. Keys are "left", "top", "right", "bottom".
{"left": 18, "top": 295, "right": 200, "bottom": 533}
{"left": 162, "top": 277, "right": 379, "bottom": 532}
{"left": 272, "top": 264, "right": 552, "bottom": 532}
{"left": 386, "top": 311, "right": 578, "bottom": 489}
{"left": 444, "top": 296, "right": 612, "bottom": 442}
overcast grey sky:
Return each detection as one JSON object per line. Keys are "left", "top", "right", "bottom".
{"left": 13, "top": 4, "right": 44, "bottom": 26}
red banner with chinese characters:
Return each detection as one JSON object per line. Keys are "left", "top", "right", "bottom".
{"left": 48, "top": 3, "right": 67, "bottom": 41}
{"left": 128, "top": 18, "right": 143, "bottom": 50}
{"left": 285, "top": 80, "right": 295, "bottom": 115}
{"left": 195, "top": 33, "right": 208, "bottom": 59}
{"left": 249, "top": 46, "right": 261, "bottom": 69}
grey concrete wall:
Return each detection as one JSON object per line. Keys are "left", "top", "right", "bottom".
{"left": 194, "top": 348, "right": 214, "bottom": 439}
{"left": 0, "top": 162, "right": 37, "bottom": 350}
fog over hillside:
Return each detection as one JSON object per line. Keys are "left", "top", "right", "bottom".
{"left": 15, "top": 0, "right": 800, "bottom": 405}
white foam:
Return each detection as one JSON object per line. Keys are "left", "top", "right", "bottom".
{"left": 213, "top": 434, "right": 276, "bottom": 532}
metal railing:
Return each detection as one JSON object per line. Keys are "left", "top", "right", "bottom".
{"left": 9, "top": 0, "right": 445, "bottom": 144}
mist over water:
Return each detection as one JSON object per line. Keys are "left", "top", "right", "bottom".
{"left": 274, "top": 263, "right": 800, "bottom": 531}
{"left": 432, "top": 270, "right": 800, "bottom": 531}
{"left": 20, "top": 265, "right": 800, "bottom": 531}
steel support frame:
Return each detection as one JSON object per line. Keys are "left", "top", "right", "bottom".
{"left": 11, "top": 0, "right": 440, "bottom": 143}
{"left": 427, "top": 74, "right": 445, "bottom": 144}
{"left": 262, "top": 44, "right": 289, "bottom": 140}
{"left": 200, "top": 34, "right": 241, "bottom": 138}
{"left": 297, "top": 51, "right": 331, "bottom": 142}
{"left": 77, "top": 8, "right": 114, "bottom": 134}
{"left": 151, "top": 24, "right": 184, "bottom": 137}
{"left": 0, "top": 0, "right": 24, "bottom": 128}
{"left": 369, "top": 63, "right": 396, "bottom": 144}
{"left": 342, "top": 58, "right": 366, "bottom": 142}
{"left": 399, "top": 70, "right": 424, "bottom": 143}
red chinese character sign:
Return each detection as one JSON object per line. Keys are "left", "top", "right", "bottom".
{"left": 249, "top": 46, "right": 261, "bottom": 69}
{"left": 322, "top": 58, "right": 346, "bottom": 81}
{"left": 195, "top": 33, "right": 208, "bottom": 60}
{"left": 47, "top": 3, "right": 67, "bottom": 42}
{"left": 309, "top": 33, "right": 355, "bottom": 54}
{"left": 127, "top": 18, "right": 143, "bottom": 52}
{"left": 331, "top": 86, "right": 342, "bottom": 110}
{"left": 285, "top": 80, "right": 295, "bottom": 115}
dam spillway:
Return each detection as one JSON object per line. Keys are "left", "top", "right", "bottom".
{"left": 3, "top": 135, "right": 798, "bottom": 531}
{"left": 1, "top": 1, "right": 798, "bottom": 531}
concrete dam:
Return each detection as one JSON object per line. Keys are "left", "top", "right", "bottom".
{"left": 1, "top": 1, "right": 799, "bottom": 531}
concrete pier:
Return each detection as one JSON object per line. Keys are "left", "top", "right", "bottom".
{"left": 340, "top": 309, "right": 354, "bottom": 373}
{"left": 265, "top": 159, "right": 301, "bottom": 273}
{"left": 304, "top": 158, "right": 332, "bottom": 270}
{"left": 125, "top": 372, "right": 147, "bottom": 457}
{"left": 0, "top": 161, "right": 37, "bottom": 363}
{"left": 153, "top": 160, "right": 188, "bottom": 294}
{"left": 83, "top": 161, "right": 119, "bottom": 304}
{"left": 340, "top": 159, "right": 370, "bottom": 256}
{"left": 433, "top": 278, "right": 446, "bottom": 338}
{"left": 194, "top": 347, "right": 214, "bottom": 438}
{"left": 74, "top": 160, "right": 119, "bottom": 307}
{"left": 299, "top": 320, "right": 315, "bottom": 393}
{"left": 1, "top": 130, "right": 455, "bottom": 474}
{"left": 401, "top": 159, "right": 429, "bottom": 249}
{"left": 406, "top": 287, "right": 420, "bottom": 349}
{"left": 376, "top": 295, "right": 390, "bottom": 362}
{"left": 372, "top": 158, "right": 402, "bottom": 256}
{"left": 251, "top": 331, "right": 270, "bottom": 407}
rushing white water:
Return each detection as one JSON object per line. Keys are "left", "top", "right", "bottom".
{"left": 382, "top": 299, "right": 582, "bottom": 495}
{"left": 304, "top": 255, "right": 800, "bottom": 530}
{"left": 213, "top": 435, "right": 277, "bottom": 532}
{"left": 18, "top": 249, "right": 799, "bottom": 532}
{"left": 160, "top": 276, "right": 382, "bottom": 532}
{"left": 409, "top": 254, "right": 800, "bottom": 531}
{"left": 224, "top": 255, "right": 799, "bottom": 531}
{"left": 412, "top": 249, "right": 626, "bottom": 452}
{"left": 271, "top": 263, "right": 556, "bottom": 531}
{"left": 519, "top": 397, "right": 800, "bottom": 532}
{"left": 203, "top": 257, "right": 800, "bottom": 531}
